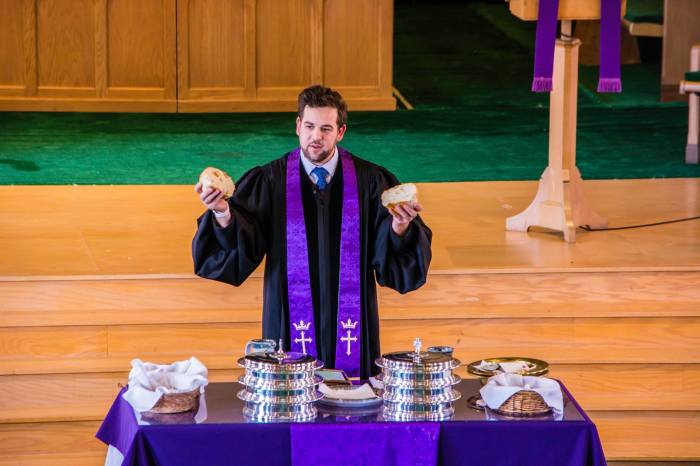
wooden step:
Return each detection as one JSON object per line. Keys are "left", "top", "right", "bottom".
{"left": 2, "top": 270, "right": 700, "bottom": 327}
{"left": 0, "top": 369, "right": 237, "bottom": 423}
{"left": 0, "top": 421, "right": 105, "bottom": 460}
{"left": 0, "top": 451, "right": 107, "bottom": 466}
{"left": 2, "top": 318, "right": 699, "bottom": 376}
{"left": 592, "top": 411, "right": 700, "bottom": 460}
{"left": 1, "top": 365, "right": 698, "bottom": 424}
{"left": 0, "top": 412, "right": 697, "bottom": 463}
{"left": 2, "top": 180, "right": 700, "bottom": 277}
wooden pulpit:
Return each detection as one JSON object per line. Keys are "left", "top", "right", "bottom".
{"left": 506, "top": 0, "right": 626, "bottom": 243}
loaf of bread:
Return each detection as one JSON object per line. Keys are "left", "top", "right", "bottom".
{"left": 381, "top": 183, "right": 418, "bottom": 209}
{"left": 199, "top": 167, "right": 235, "bottom": 199}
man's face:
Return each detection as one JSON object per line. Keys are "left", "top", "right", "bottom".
{"left": 296, "top": 105, "right": 346, "bottom": 164}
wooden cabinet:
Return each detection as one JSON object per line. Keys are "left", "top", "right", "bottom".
{"left": 0, "top": 0, "right": 395, "bottom": 112}
{"left": 0, "top": 0, "right": 177, "bottom": 111}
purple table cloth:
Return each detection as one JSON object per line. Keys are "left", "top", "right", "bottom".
{"left": 96, "top": 380, "right": 606, "bottom": 466}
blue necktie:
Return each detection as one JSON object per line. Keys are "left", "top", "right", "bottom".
{"left": 311, "top": 167, "right": 329, "bottom": 190}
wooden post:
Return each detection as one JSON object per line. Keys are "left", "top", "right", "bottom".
{"left": 506, "top": 23, "right": 607, "bottom": 243}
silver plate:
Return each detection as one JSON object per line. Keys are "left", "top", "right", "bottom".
{"left": 237, "top": 388, "right": 323, "bottom": 405}
{"left": 238, "top": 374, "right": 322, "bottom": 390}
{"left": 317, "top": 390, "right": 383, "bottom": 409}
{"left": 383, "top": 387, "right": 462, "bottom": 404}
{"left": 241, "top": 368, "right": 320, "bottom": 383}
{"left": 382, "top": 401, "right": 455, "bottom": 421}
{"left": 376, "top": 371, "right": 461, "bottom": 388}
{"left": 243, "top": 402, "right": 318, "bottom": 422}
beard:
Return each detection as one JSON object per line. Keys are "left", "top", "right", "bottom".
{"left": 303, "top": 142, "right": 335, "bottom": 164}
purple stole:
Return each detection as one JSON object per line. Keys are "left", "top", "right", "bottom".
{"left": 285, "top": 147, "right": 362, "bottom": 377}
{"left": 532, "top": 0, "right": 622, "bottom": 93}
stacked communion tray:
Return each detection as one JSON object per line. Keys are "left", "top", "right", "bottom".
{"left": 237, "top": 345, "right": 324, "bottom": 422}
{"left": 376, "top": 338, "right": 462, "bottom": 420}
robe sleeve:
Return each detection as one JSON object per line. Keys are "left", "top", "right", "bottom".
{"left": 371, "top": 168, "right": 432, "bottom": 294}
{"left": 192, "top": 167, "right": 271, "bottom": 286}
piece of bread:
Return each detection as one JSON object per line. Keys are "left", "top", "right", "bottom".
{"left": 381, "top": 183, "right": 418, "bottom": 209}
{"left": 199, "top": 167, "right": 235, "bottom": 199}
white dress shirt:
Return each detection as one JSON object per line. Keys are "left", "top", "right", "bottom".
{"left": 300, "top": 146, "right": 339, "bottom": 186}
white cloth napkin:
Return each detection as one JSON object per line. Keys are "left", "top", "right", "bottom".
{"left": 319, "top": 383, "right": 378, "bottom": 400}
{"left": 122, "top": 357, "right": 209, "bottom": 412}
{"left": 479, "top": 373, "right": 563, "bottom": 412}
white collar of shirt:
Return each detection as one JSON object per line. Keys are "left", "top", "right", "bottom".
{"left": 300, "top": 146, "right": 339, "bottom": 185}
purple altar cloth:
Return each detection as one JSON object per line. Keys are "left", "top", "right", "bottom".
{"left": 291, "top": 422, "right": 440, "bottom": 466}
{"left": 96, "top": 380, "right": 606, "bottom": 466}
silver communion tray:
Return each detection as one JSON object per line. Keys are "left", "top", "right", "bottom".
{"left": 382, "top": 386, "right": 462, "bottom": 404}
{"left": 237, "top": 347, "right": 324, "bottom": 422}
{"left": 382, "top": 400, "right": 456, "bottom": 421}
{"left": 376, "top": 338, "right": 462, "bottom": 421}
{"left": 242, "top": 401, "right": 319, "bottom": 422}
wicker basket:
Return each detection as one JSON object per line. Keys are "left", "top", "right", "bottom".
{"left": 145, "top": 388, "right": 201, "bottom": 414}
{"left": 494, "top": 389, "right": 551, "bottom": 417}
{"left": 141, "top": 409, "right": 197, "bottom": 424}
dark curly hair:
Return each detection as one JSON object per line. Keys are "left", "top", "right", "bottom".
{"left": 297, "top": 85, "right": 348, "bottom": 128}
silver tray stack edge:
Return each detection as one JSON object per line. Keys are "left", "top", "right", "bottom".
{"left": 376, "top": 338, "right": 461, "bottom": 421}
{"left": 237, "top": 350, "right": 324, "bottom": 422}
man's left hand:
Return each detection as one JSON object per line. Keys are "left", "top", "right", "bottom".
{"left": 388, "top": 202, "right": 422, "bottom": 236}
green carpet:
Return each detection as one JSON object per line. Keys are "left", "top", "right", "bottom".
{"left": 0, "top": 1, "right": 697, "bottom": 185}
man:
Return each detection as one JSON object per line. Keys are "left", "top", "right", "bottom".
{"left": 193, "top": 85, "right": 432, "bottom": 378}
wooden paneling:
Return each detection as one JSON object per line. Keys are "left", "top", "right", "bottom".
{"left": 0, "top": 0, "right": 395, "bottom": 111}
{"left": 106, "top": 0, "right": 176, "bottom": 99}
{"left": 323, "top": 0, "right": 393, "bottom": 101}
{"left": 324, "top": 0, "right": 379, "bottom": 88}
{"left": 36, "top": 0, "right": 95, "bottom": 93}
{"left": 255, "top": 0, "right": 312, "bottom": 95}
{"left": 0, "top": 0, "right": 177, "bottom": 111}
{"left": 177, "top": 0, "right": 249, "bottom": 101}
{"left": 0, "top": 0, "right": 25, "bottom": 92}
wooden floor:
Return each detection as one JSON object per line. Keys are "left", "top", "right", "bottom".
{"left": 0, "top": 179, "right": 699, "bottom": 464}
{"left": 1, "top": 178, "right": 698, "bottom": 277}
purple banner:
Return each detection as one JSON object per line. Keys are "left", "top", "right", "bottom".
{"left": 532, "top": 0, "right": 559, "bottom": 92}
{"left": 598, "top": 0, "right": 622, "bottom": 92}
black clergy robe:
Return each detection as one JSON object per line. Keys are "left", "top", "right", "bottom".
{"left": 192, "top": 150, "right": 432, "bottom": 378}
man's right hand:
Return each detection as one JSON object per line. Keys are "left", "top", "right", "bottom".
{"left": 195, "top": 182, "right": 231, "bottom": 226}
